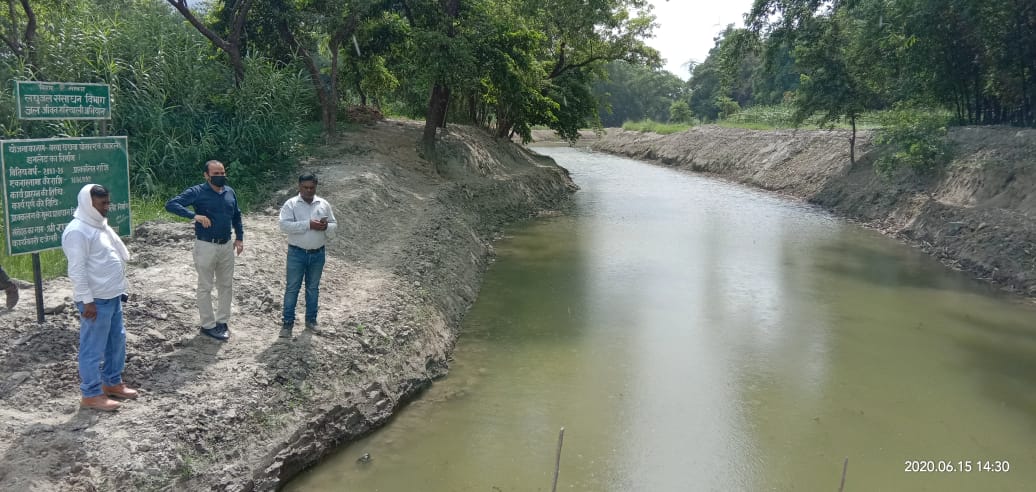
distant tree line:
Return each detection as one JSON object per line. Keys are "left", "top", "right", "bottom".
{"left": 595, "top": 0, "right": 1036, "bottom": 130}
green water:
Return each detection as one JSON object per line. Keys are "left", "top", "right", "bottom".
{"left": 286, "top": 147, "right": 1036, "bottom": 491}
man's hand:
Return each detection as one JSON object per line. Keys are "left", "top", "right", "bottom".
{"left": 194, "top": 215, "right": 212, "bottom": 228}
{"left": 309, "top": 218, "right": 328, "bottom": 231}
{"left": 82, "top": 302, "right": 98, "bottom": 321}
{"left": 234, "top": 239, "right": 244, "bottom": 256}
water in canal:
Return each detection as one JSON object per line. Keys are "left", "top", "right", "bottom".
{"left": 286, "top": 147, "right": 1036, "bottom": 491}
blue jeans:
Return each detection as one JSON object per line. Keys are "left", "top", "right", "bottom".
{"left": 76, "top": 296, "right": 125, "bottom": 398}
{"left": 282, "top": 246, "right": 325, "bottom": 325}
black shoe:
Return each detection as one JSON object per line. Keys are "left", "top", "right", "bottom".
{"left": 305, "top": 321, "right": 319, "bottom": 332}
{"left": 200, "top": 325, "right": 229, "bottom": 341}
{"left": 280, "top": 323, "right": 294, "bottom": 339}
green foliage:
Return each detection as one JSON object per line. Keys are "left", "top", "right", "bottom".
{"left": 0, "top": 0, "right": 314, "bottom": 209}
{"left": 715, "top": 96, "right": 741, "bottom": 120}
{"left": 722, "top": 104, "right": 796, "bottom": 128}
{"left": 873, "top": 107, "right": 953, "bottom": 178}
{"left": 621, "top": 119, "right": 692, "bottom": 134}
{"left": 594, "top": 60, "right": 688, "bottom": 127}
{"left": 688, "top": 46, "right": 724, "bottom": 121}
{"left": 721, "top": 104, "right": 886, "bottom": 129}
{"left": 668, "top": 100, "right": 692, "bottom": 123}
{"left": 740, "top": 0, "right": 1036, "bottom": 128}
{"left": 0, "top": 0, "right": 317, "bottom": 280}
{"left": 0, "top": 249, "right": 67, "bottom": 282}
{"left": 451, "top": 0, "right": 661, "bottom": 141}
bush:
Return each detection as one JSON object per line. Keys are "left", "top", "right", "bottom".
{"left": 724, "top": 104, "right": 797, "bottom": 128}
{"left": 668, "top": 101, "right": 693, "bottom": 123}
{"left": 715, "top": 96, "right": 741, "bottom": 120}
{"left": 621, "top": 119, "right": 692, "bottom": 134}
{"left": 873, "top": 108, "right": 953, "bottom": 178}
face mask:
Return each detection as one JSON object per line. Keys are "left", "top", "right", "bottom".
{"left": 210, "top": 176, "right": 227, "bottom": 187}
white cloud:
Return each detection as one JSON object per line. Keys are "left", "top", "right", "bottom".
{"left": 644, "top": 0, "right": 756, "bottom": 79}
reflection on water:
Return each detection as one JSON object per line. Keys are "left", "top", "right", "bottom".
{"left": 286, "top": 147, "right": 1036, "bottom": 491}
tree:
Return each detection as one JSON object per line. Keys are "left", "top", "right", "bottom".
{"left": 0, "top": 0, "right": 40, "bottom": 77}
{"left": 668, "top": 100, "right": 692, "bottom": 123}
{"left": 593, "top": 61, "right": 688, "bottom": 126}
{"left": 166, "top": 0, "right": 252, "bottom": 85}
{"left": 790, "top": 9, "right": 879, "bottom": 163}
{"left": 512, "top": 0, "right": 661, "bottom": 140}
{"left": 260, "top": 0, "right": 366, "bottom": 137}
{"left": 747, "top": 0, "right": 882, "bottom": 163}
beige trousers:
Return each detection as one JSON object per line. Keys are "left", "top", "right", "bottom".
{"left": 193, "top": 240, "right": 235, "bottom": 329}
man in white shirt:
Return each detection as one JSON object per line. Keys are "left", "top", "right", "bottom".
{"left": 62, "top": 184, "right": 137, "bottom": 411}
{"left": 278, "top": 173, "right": 337, "bottom": 338}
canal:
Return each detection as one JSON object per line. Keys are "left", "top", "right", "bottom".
{"left": 286, "top": 147, "right": 1035, "bottom": 491}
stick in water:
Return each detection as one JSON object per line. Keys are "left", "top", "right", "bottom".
{"left": 551, "top": 427, "right": 565, "bottom": 492}
{"left": 839, "top": 457, "right": 848, "bottom": 492}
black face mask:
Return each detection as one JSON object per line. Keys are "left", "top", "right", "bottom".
{"left": 209, "top": 176, "right": 227, "bottom": 187}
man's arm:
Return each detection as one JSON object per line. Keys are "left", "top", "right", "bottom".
{"left": 62, "top": 230, "right": 94, "bottom": 305}
{"left": 165, "top": 186, "right": 198, "bottom": 220}
{"left": 232, "top": 192, "right": 244, "bottom": 241}
{"left": 324, "top": 204, "right": 338, "bottom": 239}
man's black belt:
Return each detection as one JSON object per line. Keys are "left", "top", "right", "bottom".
{"left": 290, "top": 245, "right": 325, "bottom": 254}
{"left": 199, "top": 237, "right": 231, "bottom": 244}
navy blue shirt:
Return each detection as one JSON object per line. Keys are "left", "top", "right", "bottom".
{"left": 165, "top": 183, "right": 244, "bottom": 242}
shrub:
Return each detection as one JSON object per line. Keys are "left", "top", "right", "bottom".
{"left": 621, "top": 119, "right": 692, "bottom": 134}
{"left": 668, "top": 101, "right": 693, "bottom": 123}
{"left": 873, "top": 108, "right": 953, "bottom": 178}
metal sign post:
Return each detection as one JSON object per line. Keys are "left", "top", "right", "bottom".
{"left": 4, "top": 81, "right": 118, "bottom": 322}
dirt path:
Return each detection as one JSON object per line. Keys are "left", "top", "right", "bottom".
{"left": 0, "top": 120, "right": 575, "bottom": 491}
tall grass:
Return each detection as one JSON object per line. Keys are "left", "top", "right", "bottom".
{"left": 719, "top": 104, "right": 889, "bottom": 130}
{"left": 0, "top": 196, "right": 186, "bottom": 281}
{"left": 0, "top": 1, "right": 320, "bottom": 280}
{"left": 621, "top": 120, "right": 693, "bottom": 134}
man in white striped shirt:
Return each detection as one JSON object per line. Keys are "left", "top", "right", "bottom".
{"left": 62, "top": 184, "right": 138, "bottom": 412}
{"left": 278, "top": 173, "right": 337, "bottom": 338}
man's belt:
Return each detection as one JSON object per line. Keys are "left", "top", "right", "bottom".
{"left": 289, "top": 244, "right": 325, "bottom": 254}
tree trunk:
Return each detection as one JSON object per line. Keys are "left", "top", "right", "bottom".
{"left": 350, "top": 58, "right": 367, "bottom": 106}
{"left": 420, "top": 0, "right": 461, "bottom": 150}
{"left": 849, "top": 114, "right": 856, "bottom": 166}
{"left": 228, "top": 49, "right": 245, "bottom": 87}
{"left": 422, "top": 83, "right": 450, "bottom": 149}
{"left": 167, "top": 0, "right": 252, "bottom": 85}
{"left": 273, "top": 8, "right": 357, "bottom": 138}
{"left": 3, "top": 0, "right": 42, "bottom": 78}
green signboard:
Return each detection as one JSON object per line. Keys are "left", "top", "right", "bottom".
{"left": 1, "top": 136, "right": 130, "bottom": 255}
{"left": 15, "top": 81, "right": 111, "bottom": 120}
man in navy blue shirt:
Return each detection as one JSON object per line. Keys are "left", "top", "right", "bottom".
{"left": 165, "top": 160, "right": 244, "bottom": 341}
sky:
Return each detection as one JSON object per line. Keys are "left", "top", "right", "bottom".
{"left": 644, "top": 0, "right": 757, "bottom": 79}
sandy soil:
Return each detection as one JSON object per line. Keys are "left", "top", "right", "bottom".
{"left": 585, "top": 125, "right": 1036, "bottom": 300}
{"left": 0, "top": 120, "right": 576, "bottom": 491}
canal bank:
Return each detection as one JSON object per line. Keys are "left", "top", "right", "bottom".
{"left": 577, "top": 126, "right": 1036, "bottom": 300}
{"left": 0, "top": 120, "right": 575, "bottom": 491}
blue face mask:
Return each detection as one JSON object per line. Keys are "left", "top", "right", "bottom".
{"left": 209, "top": 175, "right": 227, "bottom": 187}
